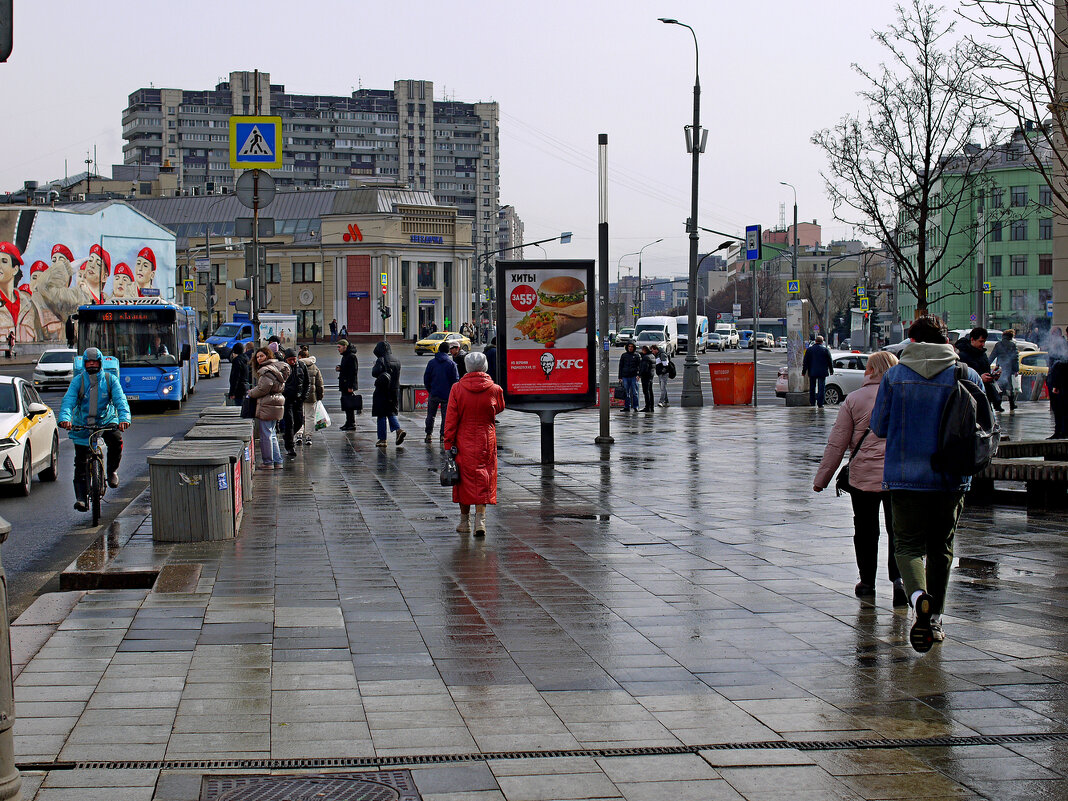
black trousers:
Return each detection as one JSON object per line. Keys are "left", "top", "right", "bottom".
{"left": 73, "top": 430, "right": 123, "bottom": 499}
{"left": 283, "top": 403, "right": 305, "bottom": 451}
{"left": 1052, "top": 392, "right": 1068, "bottom": 438}
{"left": 641, "top": 376, "right": 654, "bottom": 410}
{"left": 850, "top": 490, "right": 899, "bottom": 586}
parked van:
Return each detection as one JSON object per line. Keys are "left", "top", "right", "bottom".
{"left": 715, "top": 324, "right": 739, "bottom": 349}
{"left": 676, "top": 315, "right": 709, "bottom": 354}
{"left": 634, "top": 316, "right": 680, "bottom": 356}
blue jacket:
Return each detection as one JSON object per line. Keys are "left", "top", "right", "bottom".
{"left": 58, "top": 369, "right": 132, "bottom": 446}
{"left": 869, "top": 342, "right": 979, "bottom": 492}
{"left": 423, "top": 351, "right": 459, "bottom": 400}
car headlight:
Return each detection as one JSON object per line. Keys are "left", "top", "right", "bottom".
{"left": 0, "top": 437, "right": 18, "bottom": 452}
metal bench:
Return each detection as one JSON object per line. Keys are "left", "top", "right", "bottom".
{"left": 971, "top": 450, "right": 1068, "bottom": 507}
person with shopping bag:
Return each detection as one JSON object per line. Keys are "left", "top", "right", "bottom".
{"left": 298, "top": 345, "right": 325, "bottom": 445}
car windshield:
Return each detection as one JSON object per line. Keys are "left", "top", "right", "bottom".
{"left": 198, "top": 344, "right": 210, "bottom": 354}
{"left": 636, "top": 332, "right": 661, "bottom": 341}
{"left": 213, "top": 324, "right": 243, "bottom": 337}
{"left": 0, "top": 384, "right": 16, "bottom": 414}
{"left": 39, "top": 351, "right": 75, "bottom": 364}
{"left": 709, "top": 334, "right": 720, "bottom": 339}
{"left": 425, "top": 333, "right": 447, "bottom": 341}
{"left": 677, "top": 323, "right": 688, "bottom": 335}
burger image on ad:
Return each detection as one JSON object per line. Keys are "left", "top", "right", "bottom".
{"left": 515, "top": 275, "right": 587, "bottom": 347}
{"left": 536, "top": 275, "right": 586, "bottom": 308}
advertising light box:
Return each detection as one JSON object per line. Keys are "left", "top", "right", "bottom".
{"left": 496, "top": 259, "right": 596, "bottom": 409}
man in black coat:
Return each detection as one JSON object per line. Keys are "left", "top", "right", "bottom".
{"left": 371, "top": 341, "right": 406, "bottom": 447}
{"left": 638, "top": 345, "right": 656, "bottom": 412}
{"left": 282, "top": 349, "right": 309, "bottom": 455}
{"left": 336, "top": 339, "right": 359, "bottom": 430}
{"left": 617, "top": 342, "right": 641, "bottom": 411}
{"left": 450, "top": 342, "right": 468, "bottom": 377}
{"left": 228, "top": 343, "right": 250, "bottom": 407}
{"left": 801, "top": 335, "right": 834, "bottom": 407}
{"left": 955, "top": 327, "right": 1002, "bottom": 411}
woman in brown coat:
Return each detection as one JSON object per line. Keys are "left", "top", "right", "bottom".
{"left": 246, "top": 347, "right": 290, "bottom": 468}
{"left": 443, "top": 351, "right": 505, "bottom": 536}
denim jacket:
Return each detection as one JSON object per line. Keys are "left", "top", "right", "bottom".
{"left": 869, "top": 342, "right": 980, "bottom": 492}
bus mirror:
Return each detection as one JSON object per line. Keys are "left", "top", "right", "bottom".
{"left": 180, "top": 344, "right": 191, "bottom": 363}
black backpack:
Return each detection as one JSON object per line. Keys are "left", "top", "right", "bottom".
{"left": 667, "top": 359, "right": 677, "bottom": 379}
{"left": 931, "top": 364, "right": 1000, "bottom": 476}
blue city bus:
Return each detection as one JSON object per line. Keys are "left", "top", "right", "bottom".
{"left": 76, "top": 299, "right": 198, "bottom": 405}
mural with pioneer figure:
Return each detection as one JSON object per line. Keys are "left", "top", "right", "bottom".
{"left": 0, "top": 203, "right": 176, "bottom": 343}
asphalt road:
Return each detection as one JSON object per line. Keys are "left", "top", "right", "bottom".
{"left": 0, "top": 362, "right": 232, "bottom": 617}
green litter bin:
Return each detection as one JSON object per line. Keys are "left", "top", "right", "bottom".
{"left": 148, "top": 440, "right": 244, "bottom": 542}
{"left": 185, "top": 424, "right": 255, "bottom": 502}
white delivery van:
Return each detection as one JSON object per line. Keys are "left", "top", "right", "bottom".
{"left": 676, "top": 315, "right": 709, "bottom": 354}
{"left": 714, "top": 323, "right": 739, "bottom": 348}
{"left": 634, "top": 316, "right": 680, "bottom": 356}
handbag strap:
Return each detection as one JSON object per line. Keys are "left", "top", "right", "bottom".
{"left": 849, "top": 428, "right": 871, "bottom": 462}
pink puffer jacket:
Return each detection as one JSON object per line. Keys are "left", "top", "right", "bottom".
{"left": 813, "top": 374, "right": 887, "bottom": 493}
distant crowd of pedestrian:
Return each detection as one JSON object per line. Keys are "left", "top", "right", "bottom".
{"left": 617, "top": 342, "right": 673, "bottom": 412}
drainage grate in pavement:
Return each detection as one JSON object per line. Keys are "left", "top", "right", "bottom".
{"left": 200, "top": 771, "right": 420, "bottom": 801}
{"left": 19, "top": 731, "right": 1068, "bottom": 774}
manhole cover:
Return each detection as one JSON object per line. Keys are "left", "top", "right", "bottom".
{"left": 201, "top": 771, "right": 421, "bottom": 801}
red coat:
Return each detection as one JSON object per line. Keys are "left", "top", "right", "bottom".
{"left": 443, "top": 371, "right": 505, "bottom": 505}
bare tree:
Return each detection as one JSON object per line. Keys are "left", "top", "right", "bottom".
{"left": 812, "top": 0, "right": 1001, "bottom": 314}
{"left": 961, "top": 0, "right": 1067, "bottom": 219}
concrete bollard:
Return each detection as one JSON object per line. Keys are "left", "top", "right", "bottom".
{"left": 0, "top": 519, "right": 20, "bottom": 800}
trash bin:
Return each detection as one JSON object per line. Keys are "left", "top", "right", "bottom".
{"left": 399, "top": 384, "right": 415, "bottom": 412}
{"left": 199, "top": 406, "right": 242, "bottom": 418}
{"left": 148, "top": 440, "right": 243, "bottom": 542}
{"left": 185, "top": 424, "right": 255, "bottom": 501}
{"left": 709, "top": 362, "right": 755, "bottom": 405}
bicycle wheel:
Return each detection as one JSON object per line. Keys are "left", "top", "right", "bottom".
{"left": 90, "top": 457, "right": 104, "bottom": 526}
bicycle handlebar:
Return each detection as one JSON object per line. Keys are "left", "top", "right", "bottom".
{"left": 67, "top": 423, "right": 123, "bottom": 432}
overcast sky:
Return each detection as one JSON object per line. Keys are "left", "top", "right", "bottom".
{"left": 1, "top": 0, "right": 926, "bottom": 277}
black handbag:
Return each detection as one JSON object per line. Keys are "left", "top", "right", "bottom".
{"left": 240, "top": 395, "right": 257, "bottom": 419}
{"left": 340, "top": 393, "right": 363, "bottom": 412}
{"left": 835, "top": 429, "right": 871, "bottom": 497}
{"left": 440, "top": 448, "right": 460, "bottom": 487}
{"left": 613, "top": 382, "right": 626, "bottom": 401}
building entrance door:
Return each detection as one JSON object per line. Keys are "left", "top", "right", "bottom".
{"left": 418, "top": 303, "right": 436, "bottom": 336}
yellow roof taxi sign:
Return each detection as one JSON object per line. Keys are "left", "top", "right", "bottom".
{"left": 230, "top": 116, "right": 283, "bottom": 170}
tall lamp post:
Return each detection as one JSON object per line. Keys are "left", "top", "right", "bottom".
{"left": 635, "top": 238, "right": 663, "bottom": 318}
{"left": 659, "top": 17, "right": 706, "bottom": 406}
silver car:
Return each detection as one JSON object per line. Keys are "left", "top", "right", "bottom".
{"left": 31, "top": 349, "right": 77, "bottom": 391}
{"left": 823, "top": 351, "right": 869, "bottom": 405}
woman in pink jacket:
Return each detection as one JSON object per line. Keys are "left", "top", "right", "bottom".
{"left": 813, "top": 351, "right": 906, "bottom": 606}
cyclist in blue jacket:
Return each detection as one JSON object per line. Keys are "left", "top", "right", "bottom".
{"left": 58, "top": 347, "right": 131, "bottom": 512}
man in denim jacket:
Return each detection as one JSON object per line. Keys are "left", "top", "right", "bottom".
{"left": 869, "top": 316, "right": 980, "bottom": 654}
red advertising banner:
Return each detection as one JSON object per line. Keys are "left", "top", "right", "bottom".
{"left": 496, "top": 260, "right": 595, "bottom": 407}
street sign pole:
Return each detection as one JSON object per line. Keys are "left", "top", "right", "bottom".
{"left": 252, "top": 170, "right": 260, "bottom": 344}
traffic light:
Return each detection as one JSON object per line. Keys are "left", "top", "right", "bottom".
{"left": 234, "top": 276, "right": 255, "bottom": 316}
{"left": 380, "top": 305, "right": 391, "bottom": 319}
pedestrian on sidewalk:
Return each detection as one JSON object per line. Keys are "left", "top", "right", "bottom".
{"left": 484, "top": 337, "right": 498, "bottom": 385}
{"left": 638, "top": 345, "right": 655, "bottom": 412}
{"left": 247, "top": 347, "right": 289, "bottom": 469}
{"left": 311, "top": 321, "right": 321, "bottom": 345}
{"left": 869, "top": 315, "right": 981, "bottom": 653}
{"left": 450, "top": 341, "right": 469, "bottom": 377}
{"left": 336, "top": 339, "right": 359, "bottom": 431}
{"left": 1049, "top": 356, "right": 1068, "bottom": 438}
{"left": 4, "top": 330, "right": 13, "bottom": 359}
{"left": 65, "top": 314, "right": 76, "bottom": 349}
{"left": 443, "top": 351, "right": 505, "bottom": 537}
{"left": 282, "top": 349, "right": 309, "bottom": 456}
{"left": 618, "top": 342, "right": 640, "bottom": 411}
{"left": 802, "top": 335, "right": 834, "bottom": 407}
{"left": 298, "top": 345, "right": 324, "bottom": 445}
{"left": 652, "top": 344, "right": 671, "bottom": 407}
{"left": 228, "top": 343, "right": 250, "bottom": 407}
{"left": 329, "top": 318, "right": 338, "bottom": 343}
{"left": 991, "top": 329, "right": 1020, "bottom": 412}
{"left": 424, "top": 341, "right": 459, "bottom": 442}
{"left": 371, "top": 340, "right": 406, "bottom": 448}
{"left": 955, "top": 327, "right": 1003, "bottom": 412}
{"left": 814, "top": 350, "right": 906, "bottom": 606}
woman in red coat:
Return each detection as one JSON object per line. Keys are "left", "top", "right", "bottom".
{"left": 443, "top": 351, "right": 505, "bottom": 537}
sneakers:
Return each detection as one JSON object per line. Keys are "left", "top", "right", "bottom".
{"left": 910, "top": 592, "right": 935, "bottom": 653}
{"left": 304, "top": 438, "right": 313, "bottom": 447}
{"left": 107, "top": 471, "right": 119, "bottom": 488}
{"left": 396, "top": 429, "right": 407, "bottom": 446}
{"left": 424, "top": 432, "right": 433, "bottom": 443}
{"left": 892, "top": 580, "right": 909, "bottom": 608}
{"left": 854, "top": 581, "right": 876, "bottom": 598}
{"left": 339, "top": 424, "right": 356, "bottom": 431}
{"left": 931, "top": 615, "right": 945, "bottom": 642}
{"left": 376, "top": 439, "right": 387, "bottom": 448}
{"left": 456, "top": 515, "right": 470, "bottom": 534}
{"left": 73, "top": 500, "right": 88, "bottom": 512}
{"left": 474, "top": 515, "right": 487, "bottom": 537}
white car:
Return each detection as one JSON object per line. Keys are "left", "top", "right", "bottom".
{"left": 823, "top": 351, "right": 870, "bottom": 405}
{"left": 32, "top": 348, "right": 77, "bottom": 391}
{"left": 0, "top": 376, "right": 59, "bottom": 496}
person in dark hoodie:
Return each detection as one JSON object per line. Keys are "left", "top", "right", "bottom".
{"left": 954, "top": 327, "right": 1002, "bottom": 411}
{"left": 371, "top": 341, "right": 406, "bottom": 448}
{"left": 281, "top": 348, "right": 309, "bottom": 456}
{"left": 450, "top": 341, "right": 468, "bottom": 377}
{"left": 424, "top": 341, "right": 460, "bottom": 442}
{"left": 617, "top": 342, "right": 641, "bottom": 411}
{"left": 228, "top": 342, "right": 251, "bottom": 407}
{"left": 336, "top": 339, "right": 359, "bottom": 430}
{"left": 638, "top": 344, "right": 656, "bottom": 412}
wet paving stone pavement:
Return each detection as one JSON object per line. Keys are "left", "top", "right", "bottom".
{"left": 9, "top": 401, "right": 1068, "bottom": 799}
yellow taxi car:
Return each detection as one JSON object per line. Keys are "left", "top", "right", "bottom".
{"left": 0, "top": 376, "right": 59, "bottom": 496}
{"left": 1019, "top": 350, "right": 1048, "bottom": 400}
{"left": 414, "top": 331, "right": 471, "bottom": 356}
{"left": 197, "top": 343, "right": 221, "bottom": 378}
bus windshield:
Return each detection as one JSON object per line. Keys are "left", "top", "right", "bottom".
{"left": 80, "top": 319, "right": 179, "bottom": 366}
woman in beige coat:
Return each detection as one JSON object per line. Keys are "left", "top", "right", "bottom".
{"left": 246, "top": 347, "right": 290, "bottom": 468}
{"left": 813, "top": 351, "right": 906, "bottom": 605}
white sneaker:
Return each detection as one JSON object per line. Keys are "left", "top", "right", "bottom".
{"left": 456, "top": 515, "right": 470, "bottom": 533}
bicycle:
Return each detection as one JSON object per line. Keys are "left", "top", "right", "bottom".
{"left": 68, "top": 424, "right": 121, "bottom": 526}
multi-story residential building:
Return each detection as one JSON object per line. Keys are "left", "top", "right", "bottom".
{"left": 121, "top": 72, "right": 500, "bottom": 247}
{"left": 897, "top": 127, "right": 1054, "bottom": 335}
{"left": 497, "top": 205, "right": 524, "bottom": 256}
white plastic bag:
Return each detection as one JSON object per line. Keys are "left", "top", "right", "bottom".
{"left": 314, "top": 400, "right": 331, "bottom": 430}
{"left": 1011, "top": 374, "right": 1022, "bottom": 394}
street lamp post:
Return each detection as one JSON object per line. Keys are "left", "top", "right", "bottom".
{"left": 635, "top": 238, "right": 663, "bottom": 319}
{"left": 660, "top": 17, "right": 706, "bottom": 407}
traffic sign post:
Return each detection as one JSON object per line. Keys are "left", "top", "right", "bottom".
{"left": 787, "top": 280, "right": 800, "bottom": 295}
{"left": 859, "top": 297, "right": 869, "bottom": 311}
{"left": 229, "top": 116, "right": 283, "bottom": 170}
{"left": 745, "top": 225, "right": 762, "bottom": 261}
{"left": 183, "top": 279, "right": 195, "bottom": 293}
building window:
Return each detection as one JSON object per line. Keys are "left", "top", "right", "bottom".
{"left": 1040, "top": 218, "right": 1052, "bottom": 240}
{"left": 992, "top": 289, "right": 1002, "bottom": 311}
{"left": 1011, "top": 255, "right": 1027, "bottom": 276}
{"left": 1040, "top": 254, "right": 1053, "bottom": 275}
{"left": 1010, "top": 186, "right": 1028, "bottom": 207}
{"left": 1040, "top": 185, "right": 1052, "bottom": 206}
{"left": 989, "top": 255, "right": 1002, "bottom": 277}
{"left": 210, "top": 263, "right": 226, "bottom": 285}
{"left": 417, "top": 261, "right": 436, "bottom": 289}
{"left": 293, "top": 262, "right": 321, "bottom": 283}
{"left": 295, "top": 309, "right": 323, "bottom": 338}
{"left": 265, "top": 263, "right": 281, "bottom": 283}
{"left": 1011, "top": 219, "right": 1028, "bottom": 240}
{"left": 976, "top": 189, "right": 985, "bottom": 213}
{"left": 1040, "top": 288, "right": 1053, "bottom": 309}
{"left": 991, "top": 188, "right": 1004, "bottom": 208}
{"left": 443, "top": 261, "right": 452, "bottom": 289}
{"left": 1010, "top": 289, "right": 1028, "bottom": 311}
{"left": 990, "top": 221, "right": 1002, "bottom": 242}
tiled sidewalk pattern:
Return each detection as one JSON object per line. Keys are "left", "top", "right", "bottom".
{"left": 10, "top": 403, "right": 1068, "bottom": 800}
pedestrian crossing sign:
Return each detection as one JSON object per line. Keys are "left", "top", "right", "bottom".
{"left": 859, "top": 297, "right": 869, "bottom": 310}
{"left": 983, "top": 282, "right": 992, "bottom": 294}
{"left": 229, "top": 116, "right": 283, "bottom": 169}
{"left": 183, "top": 279, "right": 194, "bottom": 292}
{"left": 787, "top": 280, "right": 800, "bottom": 295}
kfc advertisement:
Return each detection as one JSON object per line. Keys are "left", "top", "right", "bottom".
{"left": 497, "top": 260, "right": 595, "bottom": 405}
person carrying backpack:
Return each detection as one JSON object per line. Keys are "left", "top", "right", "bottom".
{"left": 869, "top": 315, "right": 982, "bottom": 654}
{"left": 652, "top": 344, "right": 673, "bottom": 407}
{"left": 281, "top": 348, "right": 309, "bottom": 456}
